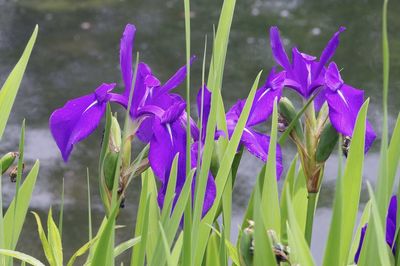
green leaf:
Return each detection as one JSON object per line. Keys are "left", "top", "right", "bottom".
{"left": 31, "top": 212, "right": 56, "bottom": 265}
{"left": 67, "top": 236, "right": 99, "bottom": 266}
{"left": 261, "top": 99, "right": 281, "bottom": 236}
{"left": 150, "top": 170, "right": 195, "bottom": 266}
{"left": 0, "top": 25, "right": 38, "bottom": 139}
{"left": 293, "top": 167, "right": 308, "bottom": 233}
{"left": 286, "top": 192, "right": 316, "bottom": 266}
{"left": 280, "top": 155, "right": 298, "bottom": 245}
{"left": 160, "top": 154, "right": 179, "bottom": 222}
{"left": 205, "top": 232, "right": 221, "bottom": 266}
{"left": 47, "top": 209, "right": 63, "bottom": 266}
{"left": 132, "top": 170, "right": 159, "bottom": 266}
{"left": 113, "top": 237, "right": 141, "bottom": 258}
{"left": 159, "top": 222, "right": 173, "bottom": 266}
{"left": 324, "top": 100, "right": 369, "bottom": 265}
{"left": 4, "top": 161, "right": 40, "bottom": 250}
{"left": 347, "top": 201, "right": 371, "bottom": 264}
{"left": 91, "top": 205, "right": 120, "bottom": 266}
{"left": 367, "top": 183, "right": 392, "bottom": 265}
{"left": 254, "top": 180, "right": 276, "bottom": 266}
{"left": 388, "top": 113, "right": 400, "bottom": 192}
{"left": 0, "top": 249, "right": 45, "bottom": 266}
{"left": 193, "top": 71, "right": 262, "bottom": 265}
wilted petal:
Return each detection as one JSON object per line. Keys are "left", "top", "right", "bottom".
{"left": 270, "top": 26, "right": 292, "bottom": 72}
{"left": 315, "top": 26, "right": 346, "bottom": 78}
{"left": 240, "top": 128, "right": 283, "bottom": 179}
{"left": 49, "top": 83, "right": 115, "bottom": 161}
{"left": 120, "top": 24, "right": 136, "bottom": 96}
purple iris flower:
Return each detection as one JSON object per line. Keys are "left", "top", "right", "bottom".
{"left": 354, "top": 195, "right": 397, "bottom": 263}
{"left": 226, "top": 70, "right": 285, "bottom": 179}
{"left": 148, "top": 92, "right": 216, "bottom": 215}
{"left": 49, "top": 24, "right": 191, "bottom": 161}
{"left": 269, "top": 26, "right": 376, "bottom": 152}
{"left": 270, "top": 26, "right": 345, "bottom": 98}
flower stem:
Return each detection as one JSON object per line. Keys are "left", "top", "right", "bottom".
{"left": 305, "top": 192, "right": 317, "bottom": 246}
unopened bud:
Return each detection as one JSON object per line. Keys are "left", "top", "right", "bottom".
{"left": 110, "top": 116, "right": 122, "bottom": 152}
{"left": 0, "top": 152, "right": 18, "bottom": 175}
{"left": 279, "top": 97, "right": 304, "bottom": 140}
{"left": 316, "top": 122, "right": 339, "bottom": 163}
{"left": 103, "top": 151, "right": 119, "bottom": 190}
{"left": 240, "top": 220, "right": 255, "bottom": 266}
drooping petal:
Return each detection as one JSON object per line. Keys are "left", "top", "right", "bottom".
{"left": 49, "top": 83, "right": 115, "bottom": 161}
{"left": 354, "top": 224, "right": 367, "bottom": 263}
{"left": 314, "top": 26, "right": 346, "bottom": 78}
{"left": 246, "top": 73, "right": 284, "bottom": 126}
{"left": 386, "top": 195, "right": 397, "bottom": 250}
{"left": 120, "top": 24, "right": 136, "bottom": 96}
{"left": 326, "top": 84, "right": 375, "bottom": 152}
{"left": 148, "top": 120, "right": 175, "bottom": 183}
{"left": 240, "top": 128, "right": 284, "bottom": 179}
{"left": 270, "top": 26, "right": 292, "bottom": 72}
{"left": 156, "top": 56, "right": 196, "bottom": 97}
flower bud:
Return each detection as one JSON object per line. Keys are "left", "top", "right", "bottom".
{"left": 103, "top": 151, "right": 119, "bottom": 190}
{"left": 0, "top": 152, "right": 18, "bottom": 175}
{"left": 316, "top": 122, "right": 339, "bottom": 162}
{"left": 110, "top": 116, "right": 121, "bottom": 152}
{"left": 239, "top": 220, "right": 254, "bottom": 266}
{"left": 279, "top": 97, "right": 304, "bottom": 140}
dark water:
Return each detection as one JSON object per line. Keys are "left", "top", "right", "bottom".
{"left": 1, "top": 0, "right": 400, "bottom": 264}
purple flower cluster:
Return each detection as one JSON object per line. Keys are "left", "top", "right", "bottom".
{"left": 49, "top": 23, "right": 377, "bottom": 216}
{"left": 268, "top": 26, "right": 376, "bottom": 151}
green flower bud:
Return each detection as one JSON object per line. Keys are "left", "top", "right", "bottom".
{"left": 279, "top": 97, "right": 304, "bottom": 140}
{"left": 316, "top": 122, "right": 339, "bottom": 162}
{"left": 103, "top": 151, "right": 119, "bottom": 190}
{"left": 239, "top": 220, "right": 254, "bottom": 266}
{"left": 0, "top": 152, "right": 18, "bottom": 175}
{"left": 110, "top": 116, "right": 121, "bottom": 151}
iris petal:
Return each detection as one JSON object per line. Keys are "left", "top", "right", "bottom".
{"left": 120, "top": 24, "right": 136, "bottom": 96}
{"left": 49, "top": 83, "right": 115, "bottom": 161}
{"left": 270, "top": 26, "right": 292, "bottom": 72}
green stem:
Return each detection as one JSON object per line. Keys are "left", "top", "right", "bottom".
{"left": 305, "top": 192, "right": 317, "bottom": 246}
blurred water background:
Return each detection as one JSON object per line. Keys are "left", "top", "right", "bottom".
{"left": 1, "top": 0, "right": 400, "bottom": 263}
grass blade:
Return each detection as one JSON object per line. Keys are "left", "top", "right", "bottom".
{"left": 0, "top": 25, "right": 38, "bottom": 139}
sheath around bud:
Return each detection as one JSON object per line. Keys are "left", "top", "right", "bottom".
{"left": 316, "top": 122, "right": 339, "bottom": 162}
{"left": 103, "top": 151, "right": 119, "bottom": 190}
{"left": 0, "top": 152, "right": 18, "bottom": 175}
{"left": 278, "top": 97, "right": 303, "bottom": 140}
